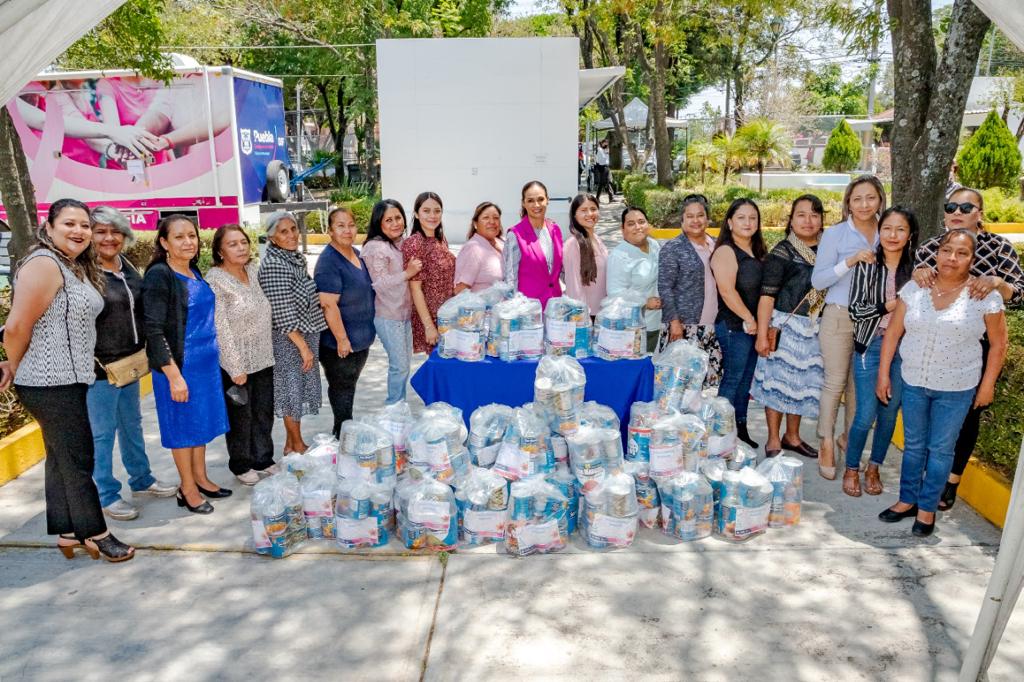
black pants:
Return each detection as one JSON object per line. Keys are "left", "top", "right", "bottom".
{"left": 16, "top": 383, "right": 106, "bottom": 540}
{"left": 221, "top": 366, "right": 276, "bottom": 475}
{"left": 594, "top": 164, "right": 613, "bottom": 203}
{"left": 319, "top": 343, "right": 370, "bottom": 438}
{"left": 951, "top": 336, "right": 993, "bottom": 477}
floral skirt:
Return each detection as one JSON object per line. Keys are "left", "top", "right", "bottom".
{"left": 271, "top": 331, "right": 322, "bottom": 419}
{"left": 750, "top": 311, "right": 823, "bottom": 418}
{"left": 657, "top": 323, "right": 722, "bottom": 388}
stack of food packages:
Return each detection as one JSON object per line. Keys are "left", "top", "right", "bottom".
{"left": 454, "top": 466, "right": 509, "bottom": 546}
{"left": 337, "top": 421, "right": 397, "bottom": 483}
{"left": 504, "top": 475, "right": 570, "bottom": 557}
{"left": 250, "top": 473, "right": 308, "bottom": 558}
{"left": 543, "top": 295, "right": 591, "bottom": 357}
{"left": 395, "top": 475, "right": 459, "bottom": 551}
{"left": 406, "top": 402, "right": 470, "bottom": 484}
{"left": 579, "top": 470, "right": 639, "bottom": 549}
{"left": 702, "top": 459, "right": 772, "bottom": 542}
{"left": 489, "top": 293, "right": 544, "bottom": 360}
{"left": 493, "top": 406, "right": 555, "bottom": 481}
{"left": 360, "top": 401, "right": 416, "bottom": 475}
{"left": 479, "top": 281, "right": 515, "bottom": 351}
{"left": 756, "top": 455, "right": 804, "bottom": 528}
{"left": 300, "top": 466, "right": 338, "bottom": 541}
{"left": 533, "top": 355, "right": 586, "bottom": 436}
{"left": 656, "top": 470, "right": 714, "bottom": 541}
{"left": 653, "top": 340, "right": 709, "bottom": 413}
{"left": 467, "top": 403, "right": 515, "bottom": 467}
{"left": 436, "top": 290, "right": 487, "bottom": 361}
{"left": 580, "top": 401, "right": 620, "bottom": 431}
{"left": 335, "top": 476, "right": 394, "bottom": 549}
{"left": 700, "top": 397, "right": 738, "bottom": 460}
{"left": 593, "top": 293, "right": 646, "bottom": 360}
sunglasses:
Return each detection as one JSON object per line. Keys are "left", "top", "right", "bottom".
{"left": 944, "top": 202, "right": 978, "bottom": 214}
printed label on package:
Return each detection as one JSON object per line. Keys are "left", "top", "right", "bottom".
{"left": 251, "top": 519, "right": 271, "bottom": 549}
{"left": 545, "top": 319, "right": 576, "bottom": 345}
{"left": 409, "top": 499, "right": 452, "bottom": 528}
{"left": 444, "top": 328, "right": 480, "bottom": 354}
{"left": 464, "top": 510, "right": 505, "bottom": 538}
{"left": 509, "top": 328, "right": 544, "bottom": 353}
{"left": 336, "top": 516, "right": 378, "bottom": 544}
{"left": 591, "top": 513, "right": 638, "bottom": 542}
{"left": 475, "top": 443, "right": 501, "bottom": 467}
{"left": 517, "top": 519, "right": 561, "bottom": 549}
{"left": 494, "top": 442, "right": 530, "bottom": 478}
{"left": 302, "top": 490, "right": 333, "bottom": 516}
{"left": 597, "top": 328, "right": 636, "bottom": 353}
{"left": 734, "top": 503, "right": 770, "bottom": 535}
{"left": 648, "top": 443, "right": 683, "bottom": 476}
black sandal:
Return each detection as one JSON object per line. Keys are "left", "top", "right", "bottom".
{"left": 938, "top": 481, "right": 959, "bottom": 511}
{"left": 84, "top": 533, "right": 135, "bottom": 562}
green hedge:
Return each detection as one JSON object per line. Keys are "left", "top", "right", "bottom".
{"left": 981, "top": 188, "right": 1024, "bottom": 223}
{"left": 124, "top": 228, "right": 260, "bottom": 274}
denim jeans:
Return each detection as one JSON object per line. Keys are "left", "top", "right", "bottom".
{"left": 846, "top": 336, "right": 903, "bottom": 469}
{"left": 898, "top": 383, "right": 975, "bottom": 513}
{"left": 374, "top": 317, "right": 412, "bottom": 404}
{"left": 86, "top": 379, "right": 155, "bottom": 508}
{"left": 715, "top": 321, "right": 758, "bottom": 423}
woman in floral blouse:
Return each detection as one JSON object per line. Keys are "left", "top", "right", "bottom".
{"left": 402, "top": 191, "right": 456, "bottom": 354}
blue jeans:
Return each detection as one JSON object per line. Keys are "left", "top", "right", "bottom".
{"left": 898, "top": 383, "right": 975, "bottom": 513}
{"left": 374, "top": 317, "right": 412, "bottom": 404}
{"left": 715, "top": 321, "right": 758, "bottom": 423}
{"left": 86, "top": 379, "right": 155, "bottom": 507}
{"left": 846, "top": 336, "right": 903, "bottom": 469}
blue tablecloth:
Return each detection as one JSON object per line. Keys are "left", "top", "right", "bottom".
{"left": 410, "top": 352, "right": 655, "bottom": 442}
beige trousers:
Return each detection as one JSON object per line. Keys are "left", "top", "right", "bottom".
{"left": 817, "top": 304, "right": 856, "bottom": 440}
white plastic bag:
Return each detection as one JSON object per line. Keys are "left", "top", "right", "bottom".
{"left": 338, "top": 420, "right": 397, "bottom": 483}
{"left": 504, "top": 475, "right": 570, "bottom": 557}
{"left": 395, "top": 476, "right": 459, "bottom": 551}
{"left": 714, "top": 467, "right": 772, "bottom": 542}
{"left": 756, "top": 455, "right": 803, "bottom": 528}
{"left": 467, "top": 403, "right": 515, "bottom": 467}
{"left": 653, "top": 340, "right": 709, "bottom": 412}
{"left": 455, "top": 466, "right": 509, "bottom": 546}
{"left": 700, "top": 397, "right": 738, "bottom": 460}
{"left": 649, "top": 411, "right": 708, "bottom": 477}
{"left": 493, "top": 407, "right": 555, "bottom": 481}
{"left": 361, "top": 401, "right": 416, "bottom": 475}
{"left": 565, "top": 425, "right": 624, "bottom": 494}
{"left": 655, "top": 470, "right": 714, "bottom": 541}
{"left": 626, "top": 400, "right": 661, "bottom": 462}
{"left": 300, "top": 466, "right": 337, "bottom": 540}
{"left": 580, "top": 400, "right": 620, "bottom": 432}
{"left": 534, "top": 354, "right": 586, "bottom": 435}
{"left": 490, "top": 293, "right": 544, "bottom": 361}
{"left": 593, "top": 293, "right": 646, "bottom": 360}
{"left": 543, "top": 295, "right": 591, "bottom": 358}
{"left": 335, "top": 477, "right": 394, "bottom": 549}
{"left": 406, "top": 402, "right": 470, "bottom": 483}
{"left": 437, "top": 290, "right": 487, "bottom": 361}
{"left": 250, "top": 472, "right": 307, "bottom": 558}
{"left": 580, "top": 471, "right": 639, "bottom": 549}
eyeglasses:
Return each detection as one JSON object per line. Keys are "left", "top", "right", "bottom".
{"left": 944, "top": 202, "right": 978, "bottom": 215}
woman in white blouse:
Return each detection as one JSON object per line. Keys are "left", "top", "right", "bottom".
{"left": 607, "top": 206, "right": 661, "bottom": 352}
{"left": 875, "top": 229, "right": 1007, "bottom": 537}
{"left": 208, "top": 225, "right": 277, "bottom": 486}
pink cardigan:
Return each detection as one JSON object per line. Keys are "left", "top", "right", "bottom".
{"left": 562, "top": 234, "right": 608, "bottom": 316}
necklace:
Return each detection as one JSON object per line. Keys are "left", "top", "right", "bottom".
{"left": 934, "top": 281, "right": 966, "bottom": 297}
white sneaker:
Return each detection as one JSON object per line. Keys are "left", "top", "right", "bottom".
{"left": 103, "top": 499, "right": 140, "bottom": 521}
{"left": 256, "top": 464, "right": 280, "bottom": 478}
{"left": 236, "top": 470, "right": 261, "bottom": 486}
{"left": 134, "top": 480, "right": 178, "bottom": 498}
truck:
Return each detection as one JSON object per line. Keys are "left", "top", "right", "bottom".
{"left": 1, "top": 63, "right": 292, "bottom": 230}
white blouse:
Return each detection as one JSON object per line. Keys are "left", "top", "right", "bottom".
{"left": 899, "top": 280, "right": 1003, "bottom": 391}
{"left": 607, "top": 238, "right": 662, "bottom": 331}
{"left": 208, "top": 262, "right": 276, "bottom": 377}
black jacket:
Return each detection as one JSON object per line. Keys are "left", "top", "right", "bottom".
{"left": 142, "top": 261, "right": 196, "bottom": 372}
{"left": 95, "top": 255, "right": 146, "bottom": 379}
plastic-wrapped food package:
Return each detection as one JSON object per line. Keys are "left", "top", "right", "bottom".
{"left": 468, "top": 403, "right": 515, "bottom": 467}
{"left": 700, "top": 397, "right": 738, "bottom": 460}
{"left": 714, "top": 467, "right": 772, "bottom": 542}
{"left": 504, "top": 475, "right": 570, "bottom": 557}
{"left": 580, "top": 471, "right": 639, "bottom": 549}
{"left": 437, "top": 290, "right": 487, "bottom": 361}
{"left": 626, "top": 461, "right": 661, "bottom": 529}
{"left": 545, "top": 464, "right": 579, "bottom": 535}
{"left": 656, "top": 470, "right": 714, "bottom": 541}
{"left": 490, "top": 294, "right": 544, "bottom": 361}
{"left": 544, "top": 295, "right": 592, "bottom": 358}
{"left": 593, "top": 294, "right": 646, "bottom": 360}
{"left": 626, "top": 401, "right": 660, "bottom": 462}
{"left": 566, "top": 425, "right": 625, "bottom": 494}
{"left": 454, "top": 466, "right": 509, "bottom": 545}
{"left": 494, "top": 407, "right": 554, "bottom": 481}
{"left": 533, "top": 355, "right": 586, "bottom": 435}
{"left": 250, "top": 473, "right": 307, "bottom": 558}
{"left": 727, "top": 444, "right": 758, "bottom": 471}
{"left": 335, "top": 477, "right": 394, "bottom": 549}
{"left": 406, "top": 402, "right": 470, "bottom": 483}
{"left": 756, "top": 455, "right": 803, "bottom": 528}
{"left": 395, "top": 476, "right": 458, "bottom": 551}
{"left": 649, "top": 411, "right": 708, "bottom": 477}
{"left": 653, "top": 340, "right": 709, "bottom": 413}
{"left": 301, "top": 466, "right": 337, "bottom": 540}
{"left": 362, "top": 401, "right": 416, "bottom": 475}
{"left": 304, "top": 433, "right": 339, "bottom": 468}
{"left": 480, "top": 281, "right": 516, "bottom": 356}
{"left": 338, "top": 420, "right": 397, "bottom": 483}
{"left": 280, "top": 451, "right": 311, "bottom": 480}
{"left": 579, "top": 401, "right": 620, "bottom": 432}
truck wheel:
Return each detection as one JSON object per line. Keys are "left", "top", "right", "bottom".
{"left": 266, "top": 160, "right": 289, "bottom": 202}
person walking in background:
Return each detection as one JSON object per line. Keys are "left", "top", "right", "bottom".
{"left": 402, "top": 192, "right": 456, "bottom": 354}
{"left": 877, "top": 229, "right": 1007, "bottom": 537}
{"left": 844, "top": 207, "right": 918, "bottom": 497}
{"left": 811, "top": 174, "right": 886, "bottom": 479}
{"left": 144, "top": 215, "right": 231, "bottom": 515}
{"left": 562, "top": 193, "right": 608, "bottom": 317}
{"left": 455, "top": 202, "right": 504, "bottom": 294}
{"left": 5, "top": 199, "right": 134, "bottom": 561}
{"left": 363, "top": 199, "right": 421, "bottom": 404}
{"left": 752, "top": 195, "right": 826, "bottom": 459}
{"left": 505, "top": 180, "right": 564, "bottom": 310}
{"left": 657, "top": 193, "right": 722, "bottom": 386}
{"left": 88, "top": 206, "right": 176, "bottom": 520}
{"left": 207, "top": 224, "right": 277, "bottom": 486}
{"left": 315, "top": 206, "right": 376, "bottom": 436}
{"left": 594, "top": 138, "right": 613, "bottom": 204}
{"left": 711, "top": 199, "right": 767, "bottom": 450}
{"left": 608, "top": 206, "right": 661, "bottom": 352}
{"left": 912, "top": 187, "right": 1024, "bottom": 510}
{"left": 258, "top": 211, "right": 327, "bottom": 456}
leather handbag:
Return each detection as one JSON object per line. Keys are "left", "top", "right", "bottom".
{"left": 97, "top": 348, "right": 150, "bottom": 387}
{"left": 766, "top": 290, "right": 814, "bottom": 354}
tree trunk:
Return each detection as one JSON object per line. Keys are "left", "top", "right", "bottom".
{"left": 758, "top": 161, "right": 764, "bottom": 193}
{"left": 650, "top": 0, "right": 673, "bottom": 188}
{"left": 887, "top": 0, "right": 990, "bottom": 240}
{"left": 0, "top": 106, "right": 38, "bottom": 265}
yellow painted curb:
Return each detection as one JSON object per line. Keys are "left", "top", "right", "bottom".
{"left": 986, "top": 222, "right": 1024, "bottom": 234}
{"left": 650, "top": 227, "right": 786, "bottom": 240}
{"left": 304, "top": 234, "right": 367, "bottom": 245}
{"left": 0, "top": 374, "right": 154, "bottom": 485}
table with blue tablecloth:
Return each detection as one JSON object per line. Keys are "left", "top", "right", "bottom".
{"left": 410, "top": 352, "right": 655, "bottom": 441}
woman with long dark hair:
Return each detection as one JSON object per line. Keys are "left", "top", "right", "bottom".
{"left": 711, "top": 199, "right": 768, "bottom": 449}
{"left": 401, "top": 191, "right": 456, "bottom": 354}
{"left": 504, "top": 180, "right": 564, "bottom": 309}
{"left": 454, "top": 202, "right": 504, "bottom": 294}
{"left": 563, "top": 193, "right": 607, "bottom": 316}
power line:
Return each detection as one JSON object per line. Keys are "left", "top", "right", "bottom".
{"left": 160, "top": 43, "right": 375, "bottom": 50}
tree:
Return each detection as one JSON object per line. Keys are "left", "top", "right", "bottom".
{"left": 712, "top": 131, "right": 745, "bottom": 184}
{"left": 887, "top": 0, "right": 990, "bottom": 240}
{"left": 822, "top": 119, "right": 862, "bottom": 172}
{"left": 802, "top": 64, "right": 868, "bottom": 116}
{"left": 956, "top": 110, "right": 1023, "bottom": 191}
{"left": 736, "top": 118, "right": 790, "bottom": 192}
{"left": 687, "top": 139, "right": 717, "bottom": 184}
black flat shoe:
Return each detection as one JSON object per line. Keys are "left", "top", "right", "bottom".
{"left": 937, "top": 481, "right": 959, "bottom": 511}
{"left": 781, "top": 440, "right": 819, "bottom": 458}
{"left": 736, "top": 422, "right": 759, "bottom": 450}
{"left": 196, "top": 484, "right": 233, "bottom": 499}
{"left": 177, "top": 489, "right": 214, "bottom": 514}
{"left": 912, "top": 519, "right": 935, "bottom": 537}
{"left": 878, "top": 505, "right": 918, "bottom": 523}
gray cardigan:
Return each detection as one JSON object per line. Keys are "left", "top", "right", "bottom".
{"left": 658, "top": 235, "right": 706, "bottom": 325}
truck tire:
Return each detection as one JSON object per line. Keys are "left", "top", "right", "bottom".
{"left": 266, "top": 160, "right": 289, "bottom": 202}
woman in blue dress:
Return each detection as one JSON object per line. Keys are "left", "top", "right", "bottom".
{"left": 142, "top": 215, "right": 230, "bottom": 515}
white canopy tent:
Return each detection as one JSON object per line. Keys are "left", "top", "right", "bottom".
{"left": 0, "top": 0, "right": 126, "bottom": 106}
{"left": 579, "top": 66, "right": 625, "bottom": 110}
{"left": 974, "top": 0, "right": 1024, "bottom": 52}
{"left": 592, "top": 96, "right": 689, "bottom": 131}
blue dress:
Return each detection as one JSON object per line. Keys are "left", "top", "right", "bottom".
{"left": 152, "top": 271, "right": 229, "bottom": 449}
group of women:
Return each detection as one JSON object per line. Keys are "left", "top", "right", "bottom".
{"left": 3, "top": 173, "right": 1019, "bottom": 563}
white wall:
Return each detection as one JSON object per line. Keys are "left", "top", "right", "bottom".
{"left": 377, "top": 38, "right": 579, "bottom": 244}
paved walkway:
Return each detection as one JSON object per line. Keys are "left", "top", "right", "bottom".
{"left": 1, "top": 199, "right": 1022, "bottom": 680}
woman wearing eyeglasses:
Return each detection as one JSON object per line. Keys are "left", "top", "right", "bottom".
{"left": 912, "top": 187, "right": 1024, "bottom": 511}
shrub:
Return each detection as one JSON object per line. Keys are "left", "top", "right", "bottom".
{"left": 610, "top": 169, "right": 629, "bottom": 188}
{"left": 976, "top": 306, "right": 1024, "bottom": 479}
{"left": 822, "top": 119, "right": 862, "bottom": 172}
{"left": 645, "top": 189, "right": 684, "bottom": 228}
{"left": 330, "top": 181, "right": 376, "bottom": 203}
{"left": 957, "top": 110, "right": 1023, "bottom": 191}
{"left": 125, "top": 228, "right": 258, "bottom": 273}
{"left": 622, "top": 174, "right": 656, "bottom": 210}
{"left": 981, "top": 188, "right": 1024, "bottom": 223}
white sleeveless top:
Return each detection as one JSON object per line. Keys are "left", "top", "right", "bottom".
{"left": 14, "top": 250, "right": 104, "bottom": 387}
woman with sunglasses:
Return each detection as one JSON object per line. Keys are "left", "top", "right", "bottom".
{"left": 911, "top": 187, "right": 1024, "bottom": 510}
